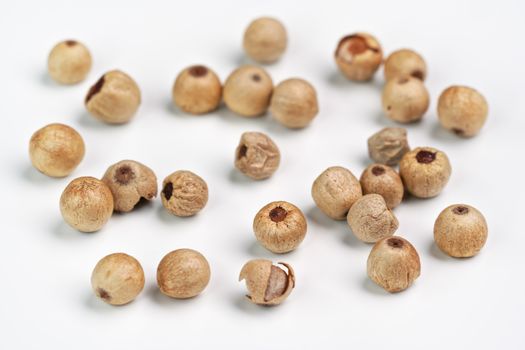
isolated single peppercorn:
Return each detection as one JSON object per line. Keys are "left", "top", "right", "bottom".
{"left": 47, "top": 39, "right": 92, "bottom": 84}
{"left": 29, "top": 123, "right": 85, "bottom": 177}
{"left": 235, "top": 131, "right": 280, "bottom": 180}
{"left": 384, "top": 49, "right": 427, "bottom": 81}
{"left": 382, "top": 76, "right": 429, "bottom": 123}
{"left": 270, "top": 78, "right": 319, "bottom": 129}
{"left": 334, "top": 33, "right": 383, "bottom": 81}
{"left": 367, "top": 127, "right": 410, "bottom": 166}
{"left": 360, "top": 164, "right": 404, "bottom": 209}
{"left": 239, "top": 259, "right": 295, "bottom": 306}
{"left": 161, "top": 170, "right": 208, "bottom": 217}
{"left": 437, "top": 85, "right": 488, "bottom": 137}
{"left": 172, "top": 65, "right": 222, "bottom": 115}
{"left": 434, "top": 204, "right": 488, "bottom": 257}
{"left": 243, "top": 17, "right": 287, "bottom": 63}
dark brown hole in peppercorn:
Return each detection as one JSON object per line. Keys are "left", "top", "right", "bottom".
{"left": 97, "top": 288, "right": 111, "bottom": 301}
{"left": 264, "top": 265, "right": 288, "bottom": 301}
{"left": 415, "top": 150, "right": 436, "bottom": 164}
{"left": 269, "top": 206, "right": 287, "bottom": 223}
{"left": 398, "top": 77, "right": 409, "bottom": 84}
{"left": 372, "top": 166, "right": 385, "bottom": 176}
{"left": 387, "top": 237, "right": 404, "bottom": 248}
{"left": 411, "top": 70, "right": 424, "bottom": 80}
{"left": 453, "top": 206, "right": 469, "bottom": 215}
{"left": 237, "top": 145, "right": 248, "bottom": 159}
{"left": 252, "top": 74, "right": 261, "bottom": 82}
{"left": 452, "top": 128, "right": 465, "bottom": 135}
{"left": 189, "top": 65, "right": 208, "bottom": 77}
{"left": 163, "top": 182, "right": 173, "bottom": 201}
{"left": 85, "top": 75, "right": 105, "bottom": 104}
{"left": 65, "top": 40, "right": 77, "bottom": 46}
{"left": 387, "top": 105, "right": 392, "bottom": 111}
{"left": 114, "top": 165, "right": 135, "bottom": 185}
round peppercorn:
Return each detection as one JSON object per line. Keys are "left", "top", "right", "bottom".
{"left": 384, "top": 49, "right": 427, "bottom": 81}
{"left": 243, "top": 17, "right": 287, "bottom": 63}
{"left": 334, "top": 33, "right": 383, "bottom": 81}
{"left": 382, "top": 76, "right": 429, "bottom": 123}
{"left": 172, "top": 65, "right": 222, "bottom": 115}
{"left": 270, "top": 78, "right": 319, "bottom": 129}
{"left": 360, "top": 164, "right": 404, "bottom": 209}
{"left": 234, "top": 131, "right": 280, "bottom": 180}
{"left": 161, "top": 170, "right": 208, "bottom": 217}
{"left": 47, "top": 39, "right": 92, "bottom": 84}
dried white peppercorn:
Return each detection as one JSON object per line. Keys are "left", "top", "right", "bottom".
{"left": 243, "top": 17, "right": 287, "bottom": 63}
{"left": 334, "top": 33, "right": 383, "bottom": 81}
{"left": 367, "top": 236, "right": 421, "bottom": 293}
{"left": 47, "top": 39, "right": 92, "bottom": 84}
{"left": 172, "top": 65, "right": 222, "bottom": 114}
{"left": 367, "top": 127, "right": 410, "bottom": 166}
{"left": 434, "top": 204, "right": 488, "bottom": 257}
{"left": 384, "top": 49, "right": 427, "bottom": 81}
{"left": 235, "top": 131, "right": 280, "bottom": 180}
{"left": 360, "top": 164, "right": 404, "bottom": 209}
{"left": 161, "top": 170, "right": 208, "bottom": 217}
{"left": 382, "top": 76, "right": 429, "bottom": 123}
{"left": 270, "top": 78, "right": 319, "bottom": 129}
{"left": 239, "top": 259, "right": 295, "bottom": 306}
{"left": 101, "top": 160, "right": 157, "bottom": 212}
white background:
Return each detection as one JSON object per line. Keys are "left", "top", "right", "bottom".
{"left": 1, "top": 0, "right": 524, "bottom": 349}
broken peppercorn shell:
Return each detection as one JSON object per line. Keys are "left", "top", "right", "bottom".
{"left": 172, "top": 65, "right": 222, "bottom": 114}
{"left": 235, "top": 131, "right": 280, "bottom": 180}
{"left": 334, "top": 33, "right": 383, "bottom": 81}
{"left": 29, "top": 123, "right": 85, "bottom": 177}
{"left": 239, "top": 259, "right": 295, "bottom": 306}
{"left": 434, "top": 204, "right": 488, "bottom": 257}
{"left": 347, "top": 194, "right": 399, "bottom": 243}
{"left": 367, "top": 127, "right": 410, "bottom": 166}
{"left": 243, "top": 17, "right": 287, "bottom": 63}
{"left": 47, "top": 39, "right": 92, "bottom": 84}
{"left": 223, "top": 65, "right": 273, "bottom": 117}
{"left": 437, "top": 85, "right": 488, "bottom": 137}
{"left": 253, "top": 201, "right": 307, "bottom": 253}
{"left": 360, "top": 164, "right": 404, "bottom": 209}
{"left": 101, "top": 160, "right": 157, "bottom": 212}
{"left": 91, "top": 253, "right": 145, "bottom": 306}
{"left": 384, "top": 49, "right": 427, "bottom": 81}
{"left": 85, "top": 70, "right": 141, "bottom": 124}
{"left": 270, "top": 78, "right": 319, "bottom": 129}
{"left": 382, "top": 76, "right": 429, "bottom": 123}
{"left": 157, "top": 249, "right": 211, "bottom": 299}
{"left": 161, "top": 170, "right": 208, "bottom": 217}
{"left": 311, "top": 166, "right": 362, "bottom": 220}
{"left": 367, "top": 236, "right": 421, "bottom": 293}
{"left": 399, "top": 147, "right": 451, "bottom": 198}
{"left": 60, "top": 176, "right": 113, "bottom": 232}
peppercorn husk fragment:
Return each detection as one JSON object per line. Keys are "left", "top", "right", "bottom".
{"left": 367, "top": 127, "right": 410, "bottom": 166}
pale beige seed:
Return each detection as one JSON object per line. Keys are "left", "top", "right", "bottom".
{"left": 235, "top": 131, "right": 280, "bottom": 180}
{"left": 48, "top": 40, "right": 92, "bottom": 84}
{"left": 243, "top": 17, "right": 287, "bottom": 63}
{"left": 334, "top": 33, "right": 383, "bottom": 81}
{"left": 270, "top": 78, "right": 318, "bottom": 129}
{"left": 161, "top": 170, "right": 208, "bottom": 217}
{"left": 360, "top": 164, "right": 404, "bottom": 209}
{"left": 172, "top": 65, "right": 222, "bottom": 114}
{"left": 384, "top": 49, "right": 427, "bottom": 81}
{"left": 382, "top": 76, "right": 430, "bottom": 123}
{"left": 367, "top": 127, "right": 410, "bottom": 166}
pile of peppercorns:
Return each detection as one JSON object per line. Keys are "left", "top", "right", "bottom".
{"left": 30, "top": 17, "right": 489, "bottom": 306}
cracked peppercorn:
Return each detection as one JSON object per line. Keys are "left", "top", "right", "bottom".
{"left": 334, "top": 33, "right": 383, "bottom": 81}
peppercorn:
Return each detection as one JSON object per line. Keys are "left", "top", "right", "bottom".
{"left": 91, "top": 253, "right": 145, "bottom": 305}
{"left": 223, "top": 65, "right": 273, "bottom": 117}
{"left": 85, "top": 70, "right": 141, "bottom": 124}
{"left": 382, "top": 76, "right": 429, "bottom": 123}
{"left": 253, "top": 201, "right": 307, "bottom": 253}
{"left": 367, "top": 127, "right": 410, "bottom": 166}
{"left": 161, "top": 170, "right": 208, "bottom": 217}
{"left": 367, "top": 236, "right": 421, "bottom": 293}
{"left": 239, "top": 259, "right": 295, "bottom": 306}
{"left": 60, "top": 176, "right": 113, "bottom": 232}
{"left": 235, "top": 131, "right": 280, "bottom": 180}
{"left": 399, "top": 147, "right": 451, "bottom": 198}
{"left": 101, "top": 160, "right": 157, "bottom": 212}
{"left": 347, "top": 194, "right": 399, "bottom": 243}
{"left": 360, "top": 164, "right": 404, "bottom": 209}
{"left": 334, "top": 33, "right": 383, "bottom": 81}
{"left": 243, "top": 17, "right": 287, "bottom": 63}
{"left": 311, "top": 166, "right": 362, "bottom": 220}
{"left": 157, "top": 249, "right": 210, "bottom": 299}
{"left": 29, "top": 123, "right": 85, "bottom": 177}
{"left": 172, "top": 65, "right": 222, "bottom": 114}
{"left": 270, "top": 78, "right": 318, "bottom": 129}
{"left": 47, "top": 39, "right": 92, "bottom": 84}
{"left": 437, "top": 85, "right": 488, "bottom": 137}
{"left": 384, "top": 49, "right": 427, "bottom": 81}
{"left": 434, "top": 204, "right": 488, "bottom": 257}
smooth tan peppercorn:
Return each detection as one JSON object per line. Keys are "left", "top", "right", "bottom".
{"left": 367, "top": 127, "right": 410, "bottom": 166}
{"left": 239, "top": 259, "right": 295, "bottom": 306}
{"left": 60, "top": 176, "right": 113, "bottom": 232}
{"left": 311, "top": 166, "right": 362, "bottom": 220}
{"left": 48, "top": 40, "right": 92, "bottom": 84}
{"left": 85, "top": 70, "right": 141, "bottom": 124}
{"left": 29, "top": 123, "right": 85, "bottom": 177}
{"left": 434, "top": 204, "right": 488, "bottom": 257}
{"left": 253, "top": 201, "right": 307, "bottom": 253}
{"left": 157, "top": 249, "right": 211, "bottom": 299}
{"left": 384, "top": 49, "right": 427, "bottom": 81}
{"left": 243, "top": 17, "right": 287, "bottom": 63}
{"left": 235, "top": 131, "right": 280, "bottom": 180}
{"left": 399, "top": 147, "right": 451, "bottom": 198}
{"left": 347, "top": 194, "right": 399, "bottom": 243}
{"left": 101, "top": 160, "right": 157, "bottom": 212}
{"left": 382, "top": 76, "right": 429, "bottom": 123}
{"left": 172, "top": 65, "right": 222, "bottom": 114}
{"left": 334, "top": 33, "right": 383, "bottom": 81}
{"left": 270, "top": 78, "right": 318, "bottom": 129}
{"left": 437, "top": 85, "right": 488, "bottom": 137}
{"left": 360, "top": 164, "right": 404, "bottom": 209}
{"left": 91, "top": 253, "right": 145, "bottom": 305}
{"left": 161, "top": 170, "right": 208, "bottom": 217}
{"left": 223, "top": 65, "right": 273, "bottom": 117}
{"left": 367, "top": 236, "right": 421, "bottom": 293}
